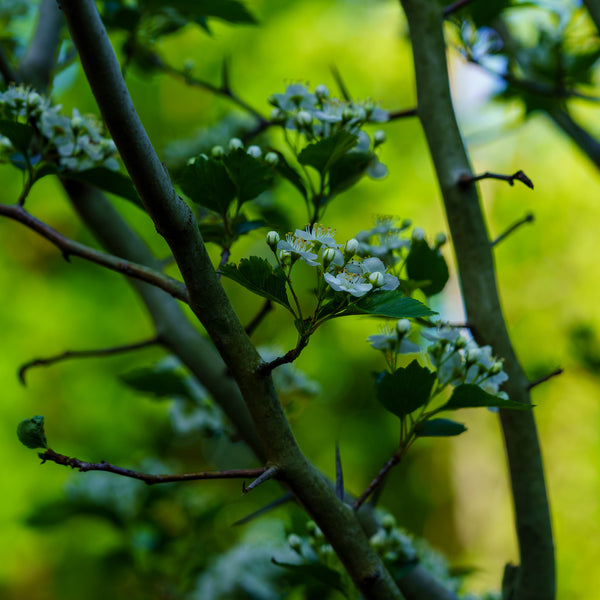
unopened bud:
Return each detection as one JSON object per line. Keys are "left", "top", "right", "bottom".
{"left": 345, "top": 238, "right": 359, "bottom": 256}
{"left": 381, "top": 514, "right": 396, "bottom": 532}
{"left": 295, "top": 110, "right": 312, "bottom": 127}
{"left": 490, "top": 361, "right": 503, "bottom": 375}
{"left": 455, "top": 335, "right": 467, "bottom": 350}
{"left": 288, "top": 534, "right": 302, "bottom": 551}
{"left": 211, "top": 145, "right": 225, "bottom": 158}
{"left": 368, "top": 272, "right": 385, "bottom": 287}
{"left": 434, "top": 232, "right": 447, "bottom": 248}
{"left": 395, "top": 319, "right": 411, "bottom": 336}
{"left": 342, "top": 107, "right": 354, "bottom": 122}
{"left": 315, "top": 84, "right": 329, "bottom": 100}
{"left": 466, "top": 348, "right": 481, "bottom": 363}
{"left": 411, "top": 227, "right": 425, "bottom": 242}
{"left": 373, "top": 130, "right": 386, "bottom": 146}
{"left": 322, "top": 247, "right": 336, "bottom": 267}
{"left": 266, "top": 230, "right": 280, "bottom": 248}
{"left": 264, "top": 152, "right": 279, "bottom": 166}
{"left": 228, "top": 137, "right": 243, "bottom": 150}
{"left": 247, "top": 145, "right": 262, "bottom": 158}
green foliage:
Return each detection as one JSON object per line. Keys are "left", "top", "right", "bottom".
{"left": 17, "top": 415, "right": 47, "bottom": 449}
{"left": 415, "top": 418, "right": 467, "bottom": 437}
{"left": 349, "top": 290, "right": 435, "bottom": 319}
{"left": 120, "top": 363, "right": 193, "bottom": 400}
{"left": 376, "top": 361, "right": 436, "bottom": 419}
{"left": 220, "top": 256, "right": 291, "bottom": 309}
{"left": 405, "top": 240, "right": 449, "bottom": 296}
{"left": 444, "top": 384, "right": 532, "bottom": 411}
{"left": 0, "top": 119, "right": 33, "bottom": 154}
{"left": 298, "top": 130, "right": 358, "bottom": 175}
{"left": 222, "top": 148, "right": 273, "bottom": 204}
{"left": 271, "top": 558, "right": 347, "bottom": 596}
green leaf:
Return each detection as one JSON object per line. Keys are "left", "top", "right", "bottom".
{"left": 17, "top": 415, "right": 48, "bottom": 449}
{"left": 120, "top": 366, "right": 193, "bottom": 400}
{"left": 415, "top": 418, "right": 467, "bottom": 437}
{"left": 220, "top": 256, "right": 291, "bottom": 309}
{"left": 178, "top": 156, "right": 236, "bottom": 215}
{"left": 143, "top": 0, "right": 257, "bottom": 24}
{"left": 0, "top": 119, "right": 34, "bottom": 154}
{"left": 328, "top": 151, "right": 373, "bottom": 196}
{"left": 65, "top": 168, "right": 145, "bottom": 210}
{"left": 346, "top": 290, "right": 435, "bottom": 319}
{"left": 298, "top": 130, "right": 357, "bottom": 174}
{"left": 406, "top": 240, "right": 449, "bottom": 296}
{"left": 223, "top": 148, "right": 273, "bottom": 204}
{"left": 376, "top": 361, "right": 436, "bottom": 419}
{"left": 271, "top": 151, "right": 307, "bottom": 199}
{"left": 444, "top": 384, "right": 531, "bottom": 411}
{"left": 271, "top": 558, "right": 346, "bottom": 595}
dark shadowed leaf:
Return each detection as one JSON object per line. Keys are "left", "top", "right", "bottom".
{"left": 0, "top": 119, "right": 33, "bottom": 153}
{"left": 272, "top": 151, "right": 307, "bottom": 199}
{"left": 144, "top": 0, "right": 256, "bottom": 24}
{"left": 17, "top": 415, "right": 47, "bottom": 449}
{"left": 220, "top": 256, "right": 291, "bottom": 309}
{"left": 415, "top": 418, "right": 467, "bottom": 437}
{"left": 223, "top": 149, "right": 272, "bottom": 203}
{"left": 298, "top": 130, "right": 357, "bottom": 174}
{"left": 66, "top": 168, "right": 145, "bottom": 210}
{"left": 444, "top": 384, "right": 531, "bottom": 410}
{"left": 376, "top": 361, "right": 436, "bottom": 419}
{"left": 328, "top": 151, "right": 373, "bottom": 196}
{"left": 120, "top": 366, "right": 193, "bottom": 400}
{"left": 347, "top": 290, "right": 435, "bottom": 318}
{"left": 178, "top": 156, "right": 236, "bottom": 215}
{"left": 406, "top": 240, "right": 449, "bottom": 296}
{"left": 271, "top": 558, "right": 346, "bottom": 595}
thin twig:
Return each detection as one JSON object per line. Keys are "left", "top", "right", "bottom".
{"left": 242, "top": 466, "right": 279, "bottom": 495}
{"left": 491, "top": 213, "right": 534, "bottom": 247}
{"left": 459, "top": 170, "right": 534, "bottom": 189}
{"left": 39, "top": 448, "right": 266, "bottom": 485}
{"left": 233, "top": 492, "right": 295, "bottom": 526}
{"left": 527, "top": 368, "right": 563, "bottom": 391}
{"left": 335, "top": 442, "right": 344, "bottom": 501}
{"left": 0, "top": 202, "right": 190, "bottom": 303}
{"left": 330, "top": 64, "right": 352, "bottom": 101}
{"left": 353, "top": 449, "right": 404, "bottom": 511}
{"left": 19, "top": 337, "right": 161, "bottom": 385}
{"left": 443, "top": 0, "right": 476, "bottom": 17}
{"left": 388, "top": 107, "right": 418, "bottom": 120}
{"left": 245, "top": 300, "right": 273, "bottom": 337}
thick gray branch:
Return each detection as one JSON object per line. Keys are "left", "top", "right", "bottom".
{"left": 399, "top": 2, "right": 555, "bottom": 599}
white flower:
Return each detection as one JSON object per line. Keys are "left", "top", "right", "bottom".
{"left": 295, "top": 110, "right": 313, "bottom": 127}
{"left": 277, "top": 234, "right": 320, "bottom": 266}
{"left": 269, "top": 84, "right": 317, "bottom": 112}
{"left": 324, "top": 270, "right": 372, "bottom": 297}
{"left": 367, "top": 329, "right": 421, "bottom": 354}
{"left": 346, "top": 257, "right": 399, "bottom": 291}
{"left": 295, "top": 224, "right": 338, "bottom": 248}
{"left": 315, "top": 84, "right": 329, "bottom": 100}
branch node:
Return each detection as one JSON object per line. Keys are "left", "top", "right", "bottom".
{"left": 459, "top": 170, "right": 534, "bottom": 190}
{"left": 242, "top": 466, "right": 279, "bottom": 495}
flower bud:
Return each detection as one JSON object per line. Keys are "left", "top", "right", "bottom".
{"left": 383, "top": 551, "right": 399, "bottom": 563}
{"left": 307, "top": 520, "right": 323, "bottom": 539}
{"left": 315, "top": 84, "right": 329, "bottom": 100}
{"left": 381, "top": 514, "right": 396, "bottom": 532}
{"left": 434, "top": 232, "right": 447, "bottom": 248}
{"left": 342, "top": 107, "right": 354, "bottom": 122}
{"left": 246, "top": 145, "right": 262, "bottom": 158}
{"left": 288, "top": 534, "right": 302, "bottom": 551}
{"left": 71, "top": 115, "right": 84, "bottom": 130}
{"left": 411, "top": 227, "right": 425, "bottom": 242}
{"left": 345, "top": 238, "right": 359, "bottom": 256}
{"left": 370, "top": 532, "right": 386, "bottom": 550}
{"left": 373, "top": 130, "right": 386, "bottom": 146}
{"left": 466, "top": 348, "right": 481, "bottom": 363}
{"left": 28, "top": 92, "right": 42, "bottom": 108}
{"left": 270, "top": 107, "right": 286, "bottom": 122}
{"left": 322, "top": 247, "right": 336, "bottom": 267}
{"left": 295, "top": 110, "right": 312, "bottom": 127}
{"left": 354, "top": 107, "right": 367, "bottom": 121}
{"left": 454, "top": 335, "right": 467, "bottom": 350}
{"left": 211, "top": 145, "right": 225, "bottom": 158}
{"left": 266, "top": 230, "right": 280, "bottom": 249}
{"left": 401, "top": 218, "right": 412, "bottom": 229}
{"left": 490, "top": 361, "right": 504, "bottom": 375}
{"left": 228, "top": 137, "right": 243, "bottom": 150}
{"left": 264, "top": 151, "right": 279, "bottom": 166}
{"left": 368, "top": 272, "right": 385, "bottom": 287}
{"left": 395, "top": 319, "right": 411, "bottom": 336}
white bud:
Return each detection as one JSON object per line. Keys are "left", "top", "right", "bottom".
{"left": 381, "top": 514, "right": 396, "bottom": 532}
{"left": 368, "top": 272, "right": 385, "bottom": 287}
{"left": 71, "top": 116, "right": 84, "bottom": 130}
{"left": 315, "top": 84, "right": 329, "bottom": 100}
{"left": 411, "top": 227, "right": 425, "bottom": 242}
{"left": 288, "top": 534, "right": 302, "bottom": 550}
{"left": 228, "top": 137, "right": 243, "bottom": 150}
{"left": 373, "top": 130, "right": 386, "bottom": 145}
{"left": 295, "top": 110, "right": 312, "bottom": 127}
{"left": 270, "top": 107, "right": 286, "bottom": 122}
{"left": 264, "top": 151, "right": 279, "bottom": 166}
{"left": 342, "top": 107, "right": 354, "bottom": 122}
{"left": 395, "top": 319, "right": 411, "bottom": 335}
{"left": 345, "top": 238, "right": 359, "bottom": 256}
{"left": 322, "top": 247, "right": 336, "bottom": 266}
{"left": 266, "top": 230, "right": 280, "bottom": 248}
{"left": 211, "top": 145, "right": 225, "bottom": 158}
{"left": 466, "top": 348, "right": 481, "bottom": 363}
{"left": 370, "top": 532, "right": 386, "bottom": 550}
{"left": 246, "top": 145, "right": 262, "bottom": 158}
{"left": 454, "top": 335, "right": 467, "bottom": 349}
{"left": 434, "top": 232, "right": 447, "bottom": 247}
{"left": 490, "top": 361, "right": 504, "bottom": 375}
{"left": 354, "top": 107, "right": 367, "bottom": 121}
{"left": 28, "top": 92, "right": 42, "bottom": 107}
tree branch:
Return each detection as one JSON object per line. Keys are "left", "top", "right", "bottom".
{"left": 399, "top": 2, "right": 555, "bottom": 598}
{"left": 491, "top": 213, "right": 534, "bottom": 247}
{"left": 460, "top": 170, "right": 534, "bottom": 189}
{"left": 39, "top": 448, "right": 266, "bottom": 485}
{"left": 19, "top": 337, "right": 160, "bottom": 385}
{"left": 0, "top": 202, "right": 190, "bottom": 303}
{"left": 58, "top": 3, "right": 405, "bottom": 597}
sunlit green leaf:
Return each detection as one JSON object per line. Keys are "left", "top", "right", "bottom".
{"left": 444, "top": 384, "right": 531, "bottom": 410}
{"left": 17, "top": 415, "right": 48, "bottom": 449}
{"left": 328, "top": 151, "right": 373, "bottom": 196}
{"left": 346, "top": 290, "right": 435, "bottom": 318}
{"left": 298, "top": 130, "right": 357, "bottom": 174}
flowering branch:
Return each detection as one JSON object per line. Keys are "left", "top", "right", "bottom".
{"left": 39, "top": 448, "right": 266, "bottom": 485}
{"left": 18, "top": 336, "right": 161, "bottom": 385}
{"left": 0, "top": 202, "right": 190, "bottom": 303}
{"left": 491, "top": 213, "right": 535, "bottom": 247}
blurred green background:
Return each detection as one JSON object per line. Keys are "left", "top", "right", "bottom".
{"left": 1, "top": 0, "right": 599, "bottom": 598}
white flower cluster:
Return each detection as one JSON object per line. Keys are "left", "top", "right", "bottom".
{"left": 0, "top": 84, "right": 119, "bottom": 172}
{"left": 356, "top": 217, "right": 412, "bottom": 266}
{"left": 268, "top": 83, "right": 388, "bottom": 179}
{"left": 270, "top": 224, "right": 400, "bottom": 298}
{"left": 367, "top": 319, "right": 421, "bottom": 355}
{"left": 423, "top": 325, "right": 508, "bottom": 397}
{"left": 209, "top": 137, "right": 279, "bottom": 165}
